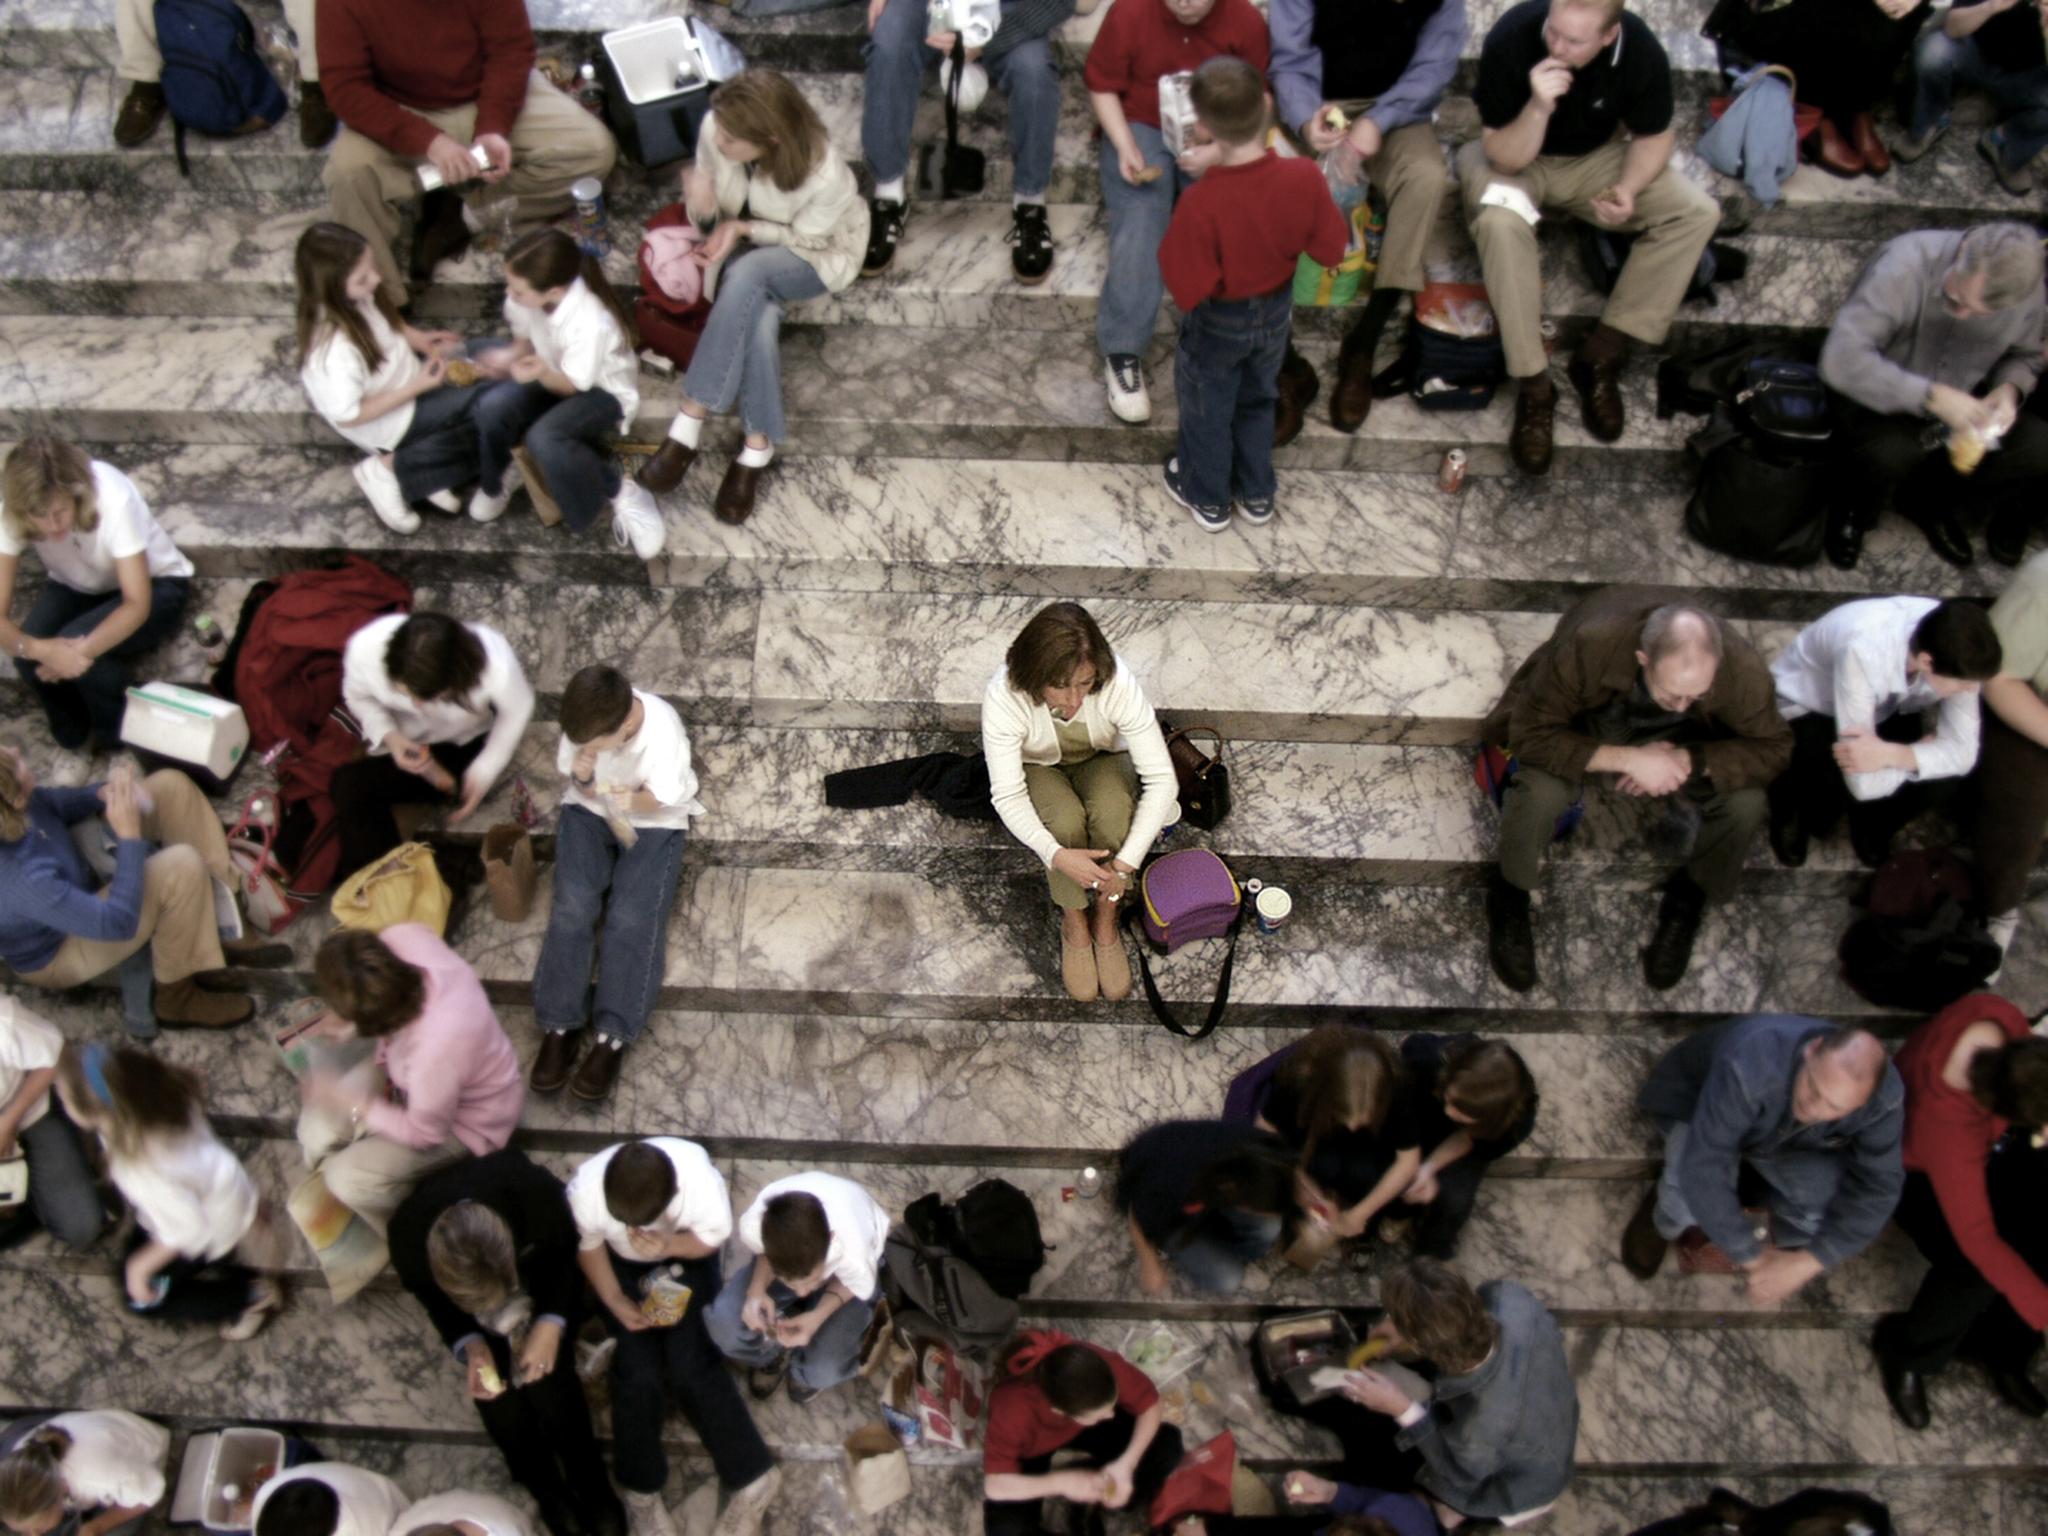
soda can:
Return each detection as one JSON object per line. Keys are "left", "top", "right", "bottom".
{"left": 571, "top": 176, "right": 611, "bottom": 258}
{"left": 1438, "top": 448, "right": 1468, "bottom": 495}
{"left": 1243, "top": 878, "right": 1263, "bottom": 896}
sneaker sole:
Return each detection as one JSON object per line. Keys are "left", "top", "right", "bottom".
{"left": 1107, "top": 397, "right": 1152, "bottom": 425}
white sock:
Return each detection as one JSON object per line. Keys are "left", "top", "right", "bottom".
{"left": 1014, "top": 191, "right": 1046, "bottom": 209}
{"left": 667, "top": 412, "right": 704, "bottom": 449}
{"left": 874, "top": 177, "right": 906, "bottom": 203}
{"left": 737, "top": 442, "right": 774, "bottom": 469}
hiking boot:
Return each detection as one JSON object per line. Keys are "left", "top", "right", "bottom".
{"left": 1620, "top": 1182, "right": 1668, "bottom": 1280}
{"left": 747, "top": 1354, "right": 789, "bottom": 1400}
{"left": 1275, "top": 348, "right": 1318, "bottom": 449}
{"left": 156, "top": 978, "right": 254, "bottom": 1030}
{"left": 530, "top": 1029, "right": 581, "bottom": 1093}
{"left": 1510, "top": 379, "right": 1555, "bottom": 476}
{"left": 1104, "top": 354, "right": 1151, "bottom": 424}
{"left": 1331, "top": 329, "right": 1375, "bottom": 433}
{"left": 114, "top": 81, "right": 166, "bottom": 147}
{"left": 1008, "top": 202, "right": 1054, "bottom": 285}
{"left": 862, "top": 198, "right": 906, "bottom": 277}
{"left": 1485, "top": 872, "right": 1537, "bottom": 993}
{"left": 219, "top": 936, "right": 293, "bottom": 968}
{"left": 1643, "top": 874, "right": 1706, "bottom": 991}
{"left": 410, "top": 188, "right": 474, "bottom": 286}
{"left": 637, "top": 438, "right": 698, "bottom": 495}
{"left": 568, "top": 1034, "right": 625, "bottom": 1102}
{"left": 1568, "top": 352, "right": 1626, "bottom": 443}
{"left": 1980, "top": 128, "right": 2036, "bottom": 197}
{"left": 298, "top": 80, "right": 338, "bottom": 149}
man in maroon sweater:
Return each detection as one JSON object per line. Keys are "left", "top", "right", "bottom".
{"left": 319, "top": 0, "right": 615, "bottom": 304}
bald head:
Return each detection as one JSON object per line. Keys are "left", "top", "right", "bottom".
{"left": 1793, "top": 1028, "right": 1887, "bottom": 1125}
{"left": 1635, "top": 605, "right": 1724, "bottom": 714}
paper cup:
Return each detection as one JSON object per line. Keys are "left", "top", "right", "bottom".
{"left": 1254, "top": 885, "right": 1293, "bottom": 933}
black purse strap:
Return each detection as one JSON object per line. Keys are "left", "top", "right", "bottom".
{"left": 945, "top": 35, "right": 966, "bottom": 147}
{"left": 1125, "top": 897, "right": 1242, "bottom": 1041}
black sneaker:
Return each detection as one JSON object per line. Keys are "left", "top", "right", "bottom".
{"left": 1009, "top": 202, "right": 1054, "bottom": 285}
{"left": 1643, "top": 874, "right": 1706, "bottom": 991}
{"left": 1485, "top": 871, "right": 1537, "bottom": 992}
{"left": 862, "top": 198, "right": 905, "bottom": 277}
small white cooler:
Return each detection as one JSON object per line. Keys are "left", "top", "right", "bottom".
{"left": 169, "top": 1427, "right": 286, "bottom": 1532}
{"left": 119, "top": 681, "right": 249, "bottom": 796}
{"left": 597, "top": 16, "right": 744, "bottom": 167}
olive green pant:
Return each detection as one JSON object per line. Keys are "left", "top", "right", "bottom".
{"left": 1025, "top": 752, "right": 1137, "bottom": 910}
{"left": 1498, "top": 763, "right": 1765, "bottom": 902}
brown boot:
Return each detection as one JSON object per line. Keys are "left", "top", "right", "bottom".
{"left": 637, "top": 438, "right": 698, "bottom": 495}
{"left": 568, "top": 1035, "right": 625, "bottom": 1102}
{"left": 1621, "top": 1182, "right": 1668, "bottom": 1280}
{"left": 298, "top": 80, "right": 338, "bottom": 150}
{"left": 1275, "top": 348, "right": 1318, "bottom": 449}
{"left": 1509, "top": 377, "right": 1556, "bottom": 476}
{"left": 714, "top": 457, "right": 767, "bottom": 525}
{"left": 1567, "top": 352, "right": 1626, "bottom": 443}
{"left": 1812, "top": 117, "right": 1865, "bottom": 178}
{"left": 530, "top": 1029, "right": 581, "bottom": 1094}
{"left": 156, "top": 978, "right": 254, "bottom": 1030}
{"left": 114, "top": 81, "right": 166, "bottom": 147}
{"left": 1851, "top": 111, "right": 1889, "bottom": 176}
{"left": 220, "top": 935, "right": 293, "bottom": 969}
{"left": 1330, "top": 332, "right": 1375, "bottom": 433}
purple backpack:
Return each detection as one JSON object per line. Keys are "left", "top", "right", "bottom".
{"left": 1130, "top": 848, "right": 1243, "bottom": 1040}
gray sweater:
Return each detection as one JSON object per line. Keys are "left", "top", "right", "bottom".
{"left": 1820, "top": 230, "right": 2045, "bottom": 418}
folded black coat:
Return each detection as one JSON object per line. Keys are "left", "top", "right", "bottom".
{"left": 822, "top": 752, "right": 998, "bottom": 822}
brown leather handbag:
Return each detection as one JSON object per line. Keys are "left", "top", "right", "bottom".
{"left": 1166, "top": 725, "right": 1233, "bottom": 830}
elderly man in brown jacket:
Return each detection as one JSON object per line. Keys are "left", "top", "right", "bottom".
{"left": 1481, "top": 587, "right": 1792, "bottom": 994}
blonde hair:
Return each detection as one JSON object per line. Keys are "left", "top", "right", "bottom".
{"left": 1558, "top": 0, "right": 1627, "bottom": 28}
{"left": 2, "top": 436, "right": 98, "bottom": 546}
{"left": 427, "top": 1201, "right": 518, "bottom": 1317}
{"left": 1272, "top": 1025, "right": 1402, "bottom": 1152}
{"left": 0, "top": 1426, "right": 71, "bottom": 1530}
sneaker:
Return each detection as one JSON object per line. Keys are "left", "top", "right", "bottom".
{"left": 114, "top": 81, "right": 166, "bottom": 147}
{"left": 862, "top": 197, "right": 906, "bottom": 277}
{"left": 469, "top": 456, "right": 520, "bottom": 523}
{"left": 610, "top": 478, "right": 667, "bottom": 559}
{"left": 1891, "top": 118, "right": 1946, "bottom": 164}
{"left": 1980, "top": 128, "right": 2036, "bottom": 196}
{"left": 1008, "top": 202, "right": 1055, "bottom": 285}
{"left": 1235, "top": 496, "right": 1274, "bottom": 526}
{"left": 1104, "top": 354, "right": 1151, "bottom": 423}
{"left": 425, "top": 489, "right": 463, "bottom": 514}
{"left": 621, "top": 1488, "right": 683, "bottom": 1536}
{"left": 712, "top": 1466, "right": 782, "bottom": 1536}
{"left": 353, "top": 455, "right": 421, "bottom": 533}
{"left": 1163, "top": 456, "right": 1230, "bottom": 532}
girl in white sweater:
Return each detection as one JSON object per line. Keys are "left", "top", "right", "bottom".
{"left": 0, "top": 1408, "right": 170, "bottom": 1536}
{"left": 636, "top": 70, "right": 871, "bottom": 526}
{"left": 981, "top": 603, "right": 1179, "bottom": 1002}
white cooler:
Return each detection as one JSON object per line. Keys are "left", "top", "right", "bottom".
{"left": 169, "top": 1427, "right": 286, "bottom": 1532}
{"left": 119, "top": 681, "right": 249, "bottom": 795}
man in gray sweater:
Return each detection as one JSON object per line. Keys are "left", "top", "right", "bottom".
{"left": 1818, "top": 222, "right": 2047, "bottom": 571}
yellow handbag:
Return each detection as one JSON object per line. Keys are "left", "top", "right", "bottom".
{"left": 329, "top": 841, "right": 451, "bottom": 936}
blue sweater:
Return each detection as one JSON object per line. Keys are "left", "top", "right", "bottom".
{"left": 0, "top": 787, "right": 147, "bottom": 974}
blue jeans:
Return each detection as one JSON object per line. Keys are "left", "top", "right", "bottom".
{"left": 474, "top": 381, "right": 624, "bottom": 532}
{"left": 1097, "top": 121, "right": 1187, "bottom": 358}
{"left": 681, "top": 246, "right": 829, "bottom": 443}
{"left": 391, "top": 381, "right": 485, "bottom": 504}
{"left": 1909, "top": 28, "right": 2048, "bottom": 169}
{"left": 862, "top": 0, "right": 1061, "bottom": 197}
{"left": 1653, "top": 1123, "right": 1841, "bottom": 1250}
{"left": 704, "top": 1256, "right": 879, "bottom": 1392}
{"left": 20, "top": 1104, "right": 106, "bottom": 1249}
{"left": 12, "top": 576, "right": 190, "bottom": 748}
{"left": 1174, "top": 288, "right": 1292, "bottom": 511}
{"left": 1166, "top": 1209, "right": 1283, "bottom": 1295}
{"left": 531, "top": 805, "right": 683, "bottom": 1047}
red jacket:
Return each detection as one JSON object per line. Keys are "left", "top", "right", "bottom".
{"left": 317, "top": 0, "right": 536, "bottom": 157}
{"left": 1158, "top": 152, "right": 1347, "bottom": 312}
{"left": 1896, "top": 993, "right": 2048, "bottom": 1329}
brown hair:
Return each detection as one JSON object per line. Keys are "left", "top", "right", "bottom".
{"left": 1969, "top": 1036, "right": 2048, "bottom": 1128}
{"left": 994, "top": 1336, "right": 1118, "bottom": 1417}
{"left": 0, "top": 745, "right": 28, "bottom": 844}
{"left": 709, "top": 69, "right": 832, "bottom": 194}
{"left": 1005, "top": 602, "right": 1117, "bottom": 698}
{"left": 54, "top": 1043, "right": 206, "bottom": 1161}
{"left": 1273, "top": 1026, "right": 1401, "bottom": 1151}
{"left": 561, "top": 664, "right": 634, "bottom": 745}
{"left": 760, "top": 1191, "right": 830, "bottom": 1281}
{"left": 315, "top": 929, "right": 428, "bottom": 1037}
{"left": 384, "top": 613, "right": 487, "bottom": 704}
{"left": 0, "top": 1426, "right": 70, "bottom": 1530}
{"left": 1439, "top": 1039, "right": 1538, "bottom": 1144}
{"left": 1189, "top": 56, "right": 1268, "bottom": 147}
{"left": 1381, "top": 1258, "right": 1497, "bottom": 1372}
{"left": 505, "top": 227, "right": 637, "bottom": 350}
{"left": 293, "top": 221, "right": 404, "bottom": 371}
{"left": 604, "top": 1141, "right": 679, "bottom": 1227}
{"left": 2, "top": 435, "right": 99, "bottom": 546}
{"left": 427, "top": 1200, "right": 518, "bottom": 1317}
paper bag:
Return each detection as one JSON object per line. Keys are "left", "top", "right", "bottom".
{"left": 482, "top": 822, "right": 537, "bottom": 922}
{"left": 843, "top": 1422, "right": 911, "bottom": 1516}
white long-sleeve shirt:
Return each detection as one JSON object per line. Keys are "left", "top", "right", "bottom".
{"left": 504, "top": 276, "right": 640, "bottom": 424}
{"left": 1771, "top": 595, "right": 1983, "bottom": 800}
{"left": 342, "top": 615, "right": 536, "bottom": 798}
{"left": 107, "top": 1121, "right": 258, "bottom": 1262}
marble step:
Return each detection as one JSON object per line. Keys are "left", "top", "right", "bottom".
{"left": 7, "top": 1264, "right": 2043, "bottom": 1476}
{"left": 0, "top": 188, "right": 1871, "bottom": 349}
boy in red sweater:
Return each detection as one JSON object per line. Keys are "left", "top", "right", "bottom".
{"left": 1158, "top": 58, "right": 1347, "bottom": 532}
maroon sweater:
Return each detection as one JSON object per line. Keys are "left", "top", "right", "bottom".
{"left": 1158, "top": 151, "right": 1347, "bottom": 313}
{"left": 318, "top": 0, "right": 537, "bottom": 157}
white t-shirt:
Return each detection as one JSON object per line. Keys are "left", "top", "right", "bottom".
{"left": 0, "top": 995, "right": 63, "bottom": 1131}
{"left": 45, "top": 1410, "right": 170, "bottom": 1511}
{"left": 504, "top": 276, "right": 641, "bottom": 424}
{"left": 737, "top": 1171, "right": 890, "bottom": 1300}
{"left": 301, "top": 300, "right": 423, "bottom": 453}
{"left": 249, "top": 1464, "right": 408, "bottom": 1536}
{"left": 106, "top": 1121, "right": 259, "bottom": 1262}
{"left": 0, "top": 460, "right": 194, "bottom": 593}
{"left": 341, "top": 614, "right": 537, "bottom": 797}
{"left": 390, "top": 1490, "right": 536, "bottom": 1536}
{"left": 554, "top": 691, "right": 707, "bottom": 832}
{"left": 567, "top": 1138, "right": 732, "bottom": 1260}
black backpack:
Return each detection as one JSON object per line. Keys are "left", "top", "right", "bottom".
{"left": 903, "top": 1180, "right": 1048, "bottom": 1301}
{"left": 1839, "top": 848, "right": 2001, "bottom": 1011}
{"left": 883, "top": 1222, "right": 1019, "bottom": 1356}
{"left": 1580, "top": 225, "right": 1749, "bottom": 307}
{"left": 1672, "top": 347, "right": 1836, "bottom": 567}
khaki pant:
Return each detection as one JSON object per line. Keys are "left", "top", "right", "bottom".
{"left": 1342, "top": 116, "right": 1449, "bottom": 295}
{"left": 1456, "top": 137, "right": 1719, "bottom": 378}
{"left": 116, "top": 0, "right": 322, "bottom": 83}
{"left": 1025, "top": 753, "right": 1137, "bottom": 910}
{"left": 323, "top": 72, "right": 618, "bottom": 303}
{"left": 1499, "top": 762, "right": 1765, "bottom": 903}
{"left": 306, "top": 1122, "right": 466, "bottom": 1237}
{"left": 18, "top": 770, "right": 233, "bottom": 991}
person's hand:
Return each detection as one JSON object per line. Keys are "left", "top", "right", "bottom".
{"left": 1177, "top": 135, "right": 1223, "bottom": 180}
{"left": 302, "top": 1069, "right": 367, "bottom": 1120}
{"left": 1402, "top": 1166, "right": 1440, "bottom": 1205}
{"left": 1136, "top": 1246, "right": 1172, "bottom": 1297}
{"left": 867, "top": 0, "right": 889, "bottom": 28}
{"left": 1296, "top": 1168, "right": 1337, "bottom": 1229}
{"left": 465, "top": 1338, "right": 506, "bottom": 1400}
{"left": 1116, "top": 139, "right": 1151, "bottom": 186}
{"left": 510, "top": 353, "right": 548, "bottom": 385}
{"left": 447, "top": 769, "right": 487, "bottom": 825}
{"left": 741, "top": 1292, "right": 778, "bottom": 1335}
{"left": 1872, "top": 0, "right": 1918, "bottom": 17}
{"left": 411, "top": 354, "right": 448, "bottom": 395}
{"left": 1284, "top": 1471, "right": 1340, "bottom": 1507}
{"left": 926, "top": 27, "right": 959, "bottom": 51}
{"left": 1346, "top": 116, "right": 1383, "bottom": 162}
{"left": 124, "top": 1250, "right": 161, "bottom": 1307}
{"left": 471, "top": 345, "right": 519, "bottom": 381}
{"left": 700, "top": 219, "right": 748, "bottom": 264}
{"left": 609, "top": 1295, "right": 655, "bottom": 1333}
{"left": 1339, "top": 1366, "right": 1415, "bottom": 1418}
{"left": 516, "top": 1318, "right": 562, "bottom": 1385}
{"left": 34, "top": 637, "right": 92, "bottom": 682}
{"left": 1620, "top": 742, "right": 1691, "bottom": 798}
{"left": 1832, "top": 730, "right": 1905, "bottom": 776}
{"left": 774, "top": 1308, "right": 824, "bottom": 1348}
{"left": 425, "top": 132, "right": 482, "bottom": 187}
{"left": 1985, "top": 382, "right": 2022, "bottom": 436}
{"left": 1367, "top": 1314, "right": 1406, "bottom": 1353}
{"left": 1529, "top": 58, "right": 1574, "bottom": 107}
{"left": 0, "top": 1135, "right": 15, "bottom": 1162}
{"left": 1590, "top": 183, "right": 1636, "bottom": 227}
{"left": 413, "top": 328, "right": 464, "bottom": 359}
{"left": 387, "top": 732, "right": 434, "bottom": 774}
{"left": 1741, "top": 1246, "right": 1824, "bottom": 1307}
{"left": 1927, "top": 381, "right": 1995, "bottom": 437}
{"left": 475, "top": 133, "right": 512, "bottom": 181}
{"left": 571, "top": 745, "right": 600, "bottom": 784}
{"left": 1061, "top": 1468, "right": 1109, "bottom": 1505}
{"left": 1100, "top": 1459, "right": 1135, "bottom": 1509}
{"left": 1303, "top": 105, "right": 1346, "bottom": 154}
{"left": 627, "top": 1226, "right": 669, "bottom": 1259}
{"left": 100, "top": 770, "right": 145, "bottom": 841}
{"left": 1051, "top": 846, "right": 1121, "bottom": 896}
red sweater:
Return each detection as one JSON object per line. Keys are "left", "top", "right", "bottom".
{"left": 1082, "top": 0, "right": 1270, "bottom": 130}
{"left": 318, "top": 0, "right": 537, "bottom": 158}
{"left": 1158, "top": 151, "right": 1348, "bottom": 313}
{"left": 983, "top": 1333, "right": 1159, "bottom": 1476}
{"left": 1896, "top": 993, "right": 2048, "bottom": 1329}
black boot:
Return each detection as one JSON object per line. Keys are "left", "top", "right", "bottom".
{"left": 1875, "top": 1333, "right": 1932, "bottom": 1431}
{"left": 1486, "top": 871, "right": 1538, "bottom": 992}
{"left": 1643, "top": 873, "right": 1707, "bottom": 991}
{"left": 1823, "top": 505, "right": 1867, "bottom": 570}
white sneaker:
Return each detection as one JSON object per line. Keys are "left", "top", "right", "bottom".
{"left": 1104, "top": 354, "right": 1152, "bottom": 423}
{"left": 469, "top": 457, "right": 522, "bottom": 523}
{"left": 623, "top": 1488, "right": 683, "bottom": 1536}
{"left": 711, "top": 1467, "right": 781, "bottom": 1536}
{"left": 611, "top": 477, "right": 667, "bottom": 559}
{"left": 426, "top": 489, "right": 463, "bottom": 513}
{"left": 353, "top": 455, "right": 420, "bottom": 533}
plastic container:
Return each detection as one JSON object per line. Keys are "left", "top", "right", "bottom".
{"left": 170, "top": 1427, "right": 285, "bottom": 1532}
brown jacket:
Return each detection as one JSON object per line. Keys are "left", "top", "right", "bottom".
{"left": 1480, "top": 587, "right": 1792, "bottom": 792}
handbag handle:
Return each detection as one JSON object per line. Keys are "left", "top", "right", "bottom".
{"left": 1167, "top": 724, "right": 1227, "bottom": 780}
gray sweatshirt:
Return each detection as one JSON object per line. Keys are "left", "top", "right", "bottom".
{"left": 1819, "top": 230, "right": 2045, "bottom": 419}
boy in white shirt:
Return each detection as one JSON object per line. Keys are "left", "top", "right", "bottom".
{"left": 566, "top": 1140, "right": 780, "bottom": 1536}
{"left": 250, "top": 1461, "right": 406, "bottom": 1536}
{"left": 704, "top": 1170, "right": 891, "bottom": 1404}
{"left": 530, "top": 666, "right": 705, "bottom": 1104}
{"left": 1768, "top": 596, "right": 2003, "bottom": 867}
{"left": 389, "top": 1489, "right": 536, "bottom": 1536}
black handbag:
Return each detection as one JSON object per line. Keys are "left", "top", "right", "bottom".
{"left": 1166, "top": 725, "right": 1232, "bottom": 830}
